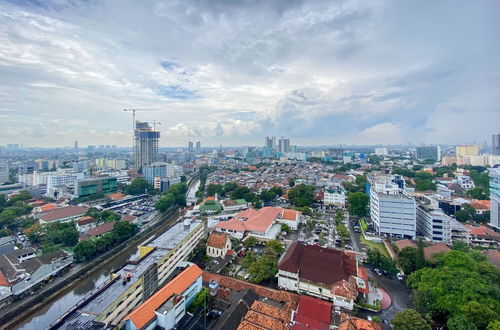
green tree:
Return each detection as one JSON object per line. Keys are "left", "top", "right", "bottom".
{"left": 189, "top": 287, "right": 211, "bottom": 311}
{"left": 415, "top": 180, "right": 437, "bottom": 191}
{"left": 447, "top": 314, "right": 477, "bottom": 330}
{"left": 288, "top": 184, "right": 315, "bottom": 207}
{"left": 60, "top": 228, "right": 79, "bottom": 246}
{"left": 206, "top": 184, "right": 224, "bottom": 197}
{"left": 74, "top": 239, "right": 97, "bottom": 261}
{"left": 126, "top": 178, "right": 151, "bottom": 195}
{"left": 392, "top": 309, "right": 431, "bottom": 330}
{"left": 247, "top": 253, "right": 278, "bottom": 284}
{"left": 156, "top": 194, "right": 174, "bottom": 212}
{"left": 230, "top": 186, "right": 255, "bottom": 202}
{"left": 487, "top": 321, "right": 500, "bottom": 330}
{"left": 398, "top": 247, "right": 419, "bottom": 275}
{"left": 288, "top": 178, "right": 295, "bottom": 187}
{"left": 243, "top": 236, "right": 258, "bottom": 248}
{"left": 461, "top": 301, "right": 497, "bottom": 329}
{"left": 467, "top": 187, "right": 489, "bottom": 200}
{"left": 347, "top": 192, "right": 369, "bottom": 217}
{"left": 113, "top": 221, "right": 138, "bottom": 239}
{"left": 265, "top": 239, "right": 284, "bottom": 255}
{"left": 280, "top": 223, "right": 291, "bottom": 234}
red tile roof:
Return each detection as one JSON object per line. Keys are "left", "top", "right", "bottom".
{"left": 278, "top": 242, "right": 357, "bottom": 286}
{"left": 423, "top": 243, "right": 451, "bottom": 261}
{"left": 0, "top": 270, "right": 10, "bottom": 287}
{"left": 293, "top": 296, "right": 332, "bottom": 330}
{"left": 207, "top": 232, "right": 229, "bottom": 249}
{"left": 282, "top": 209, "right": 299, "bottom": 221}
{"left": 394, "top": 239, "right": 417, "bottom": 251}
{"left": 86, "top": 221, "right": 115, "bottom": 237}
{"left": 465, "top": 225, "right": 500, "bottom": 237}
{"left": 216, "top": 207, "right": 283, "bottom": 234}
{"left": 125, "top": 265, "right": 203, "bottom": 329}
{"left": 39, "top": 206, "right": 89, "bottom": 222}
{"left": 77, "top": 216, "right": 96, "bottom": 226}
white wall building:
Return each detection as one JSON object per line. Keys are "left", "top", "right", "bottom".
{"left": 374, "top": 148, "right": 388, "bottom": 156}
{"left": 370, "top": 175, "right": 416, "bottom": 239}
{"left": 323, "top": 188, "right": 346, "bottom": 207}
{"left": 457, "top": 175, "right": 475, "bottom": 190}
{"left": 0, "top": 162, "right": 9, "bottom": 184}
{"left": 490, "top": 168, "right": 500, "bottom": 229}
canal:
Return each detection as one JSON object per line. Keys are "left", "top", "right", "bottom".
{"left": 15, "top": 179, "right": 200, "bottom": 330}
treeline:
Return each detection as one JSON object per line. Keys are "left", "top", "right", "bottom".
{"left": 155, "top": 182, "right": 188, "bottom": 212}
{"left": 73, "top": 221, "right": 139, "bottom": 261}
{"left": 26, "top": 221, "right": 79, "bottom": 253}
{"left": 195, "top": 166, "right": 217, "bottom": 202}
{"left": 0, "top": 191, "right": 33, "bottom": 237}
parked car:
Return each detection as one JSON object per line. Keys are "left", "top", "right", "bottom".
{"left": 344, "top": 244, "right": 353, "bottom": 250}
{"left": 396, "top": 273, "right": 404, "bottom": 281}
{"left": 374, "top": 268, "right": 383, "bottom": 276}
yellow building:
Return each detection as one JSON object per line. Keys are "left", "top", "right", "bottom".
{"left": 456, "top": 145, "right": 479, "bottom": 157}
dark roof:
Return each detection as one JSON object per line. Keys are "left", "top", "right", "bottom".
{"left": 278, "top": 242, "right": 356, "bottom": 285}
{"left": 212, "top": 288, "right": 259, "bottom": 330}
{"left": 22, "top": 258, "right": 42, "bottom": 274}
{"left": 86, "top": 221, "right": 115, "bottom": 237}
{"left": 0, "top": 242, "right": 16, "bottom": 255}
{"left": 38, "top": 250, "right": 69, "bottom": 264}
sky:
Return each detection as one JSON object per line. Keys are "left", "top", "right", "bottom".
{"left": 0, "top": 0, "right": 499, "bottom": 148}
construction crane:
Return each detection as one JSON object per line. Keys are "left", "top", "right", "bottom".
{"left": 151, "top": 120, "right": 161, "bottom": 131}
{"left": 123, "top": 108, "right": 160, "bottom": 166}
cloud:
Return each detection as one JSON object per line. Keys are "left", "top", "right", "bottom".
{"left": 0, "top": 0, "right": 498, "bottom": 147}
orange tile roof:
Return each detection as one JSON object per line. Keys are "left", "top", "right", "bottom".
{"left": 465, "top": 225, "right": 500, "bottom": 236}
{"left": 40, "top": 203, "right": 58, "bottom": 212}
{"left": 207, "top": 232, "right": 229, "bottom": 249}
{"left": 394, "top": 239, "right": 417, "bottom": 251}
{"left": 470, "top": 200, "right": 490, "bottom": 210}
{"left": 107, "top": 193, "right": 125, "bottom": 201}
{"left": 282, "top": 209, "right": 299, "bottom": 221}
{"left": 125, "top": 265, "right": 203, "bottom": 329}
{"left": 339, "top": 314, "right": 381, "bottom": 330}
{"left": 216, "top": 207, "right": 284, "bottom": 233}
{"left": 0, "top": 270, "right": 10, "bottom": 287}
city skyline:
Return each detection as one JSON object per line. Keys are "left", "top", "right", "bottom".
{"left": 0, "top": 0, "right": 499, "bottom": 147}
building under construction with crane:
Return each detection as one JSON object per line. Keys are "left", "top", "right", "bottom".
{"left": 134, "top": 121, "right": 160, "bottom": 172}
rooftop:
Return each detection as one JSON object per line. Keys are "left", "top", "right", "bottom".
{"left": 292, "top": 295, "right": 332, "bottom": 330}
{"left": 207, "top": 232, "right": 229, "bottom": 249}
{"left": 125, "top": 264, "right": 202, "bottom": 329}
{"left": 39, "top": 206, "right": 88, "bottom": 222}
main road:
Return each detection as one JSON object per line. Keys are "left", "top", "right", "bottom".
{"left": 12, "top": 178, "right": 200, "bottom": 330}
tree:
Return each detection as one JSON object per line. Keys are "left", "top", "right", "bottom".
{"left": 452, "top": 240, "right": 470, "bottom": 252}
{"left": 189, "top": 287, "right": 211, "bottom": 312}
{"left": 247, "top": 253, "right": 278, "bottom": 284}
{"left": 230, "top": 186, "right": 255, "bottom": 202}
{"left": 447, "top": 314, "right": 477, "bottom": 330}
{"left": 461, "top": 301, "right": 497, "bottom": 329}
{"left": 288, "top": 184, "right": 315, "bottom": 207}
{"left": 281, "top": 223, "right": 291, "bottom": 234}
{"left": 467, "top": 187, "right": 488, "bottom": 200}
{"left": 392, "top": 309, "right": 431, "bottom": 330}
{"left": 265, "top": 239, "right": 284, "bottom": 255}
{"left": 60, "top": 228, "right": 79, "bottom": 246}
{"left": 114, "top": 221, "right": 138, "bottom": 239}
{"left": 455, "top": 209, "right": 471, "bottom": 222}
{"left": 347, "top": 192, "right": 369, "bottom": 217}
{"left": 206, "top": 184, "right": 224, "bottom": 197}
{"left": 243, "top": 236, "right": 258, "bottom": 248}
{"left": 156, "top": 194, "right": 174, "bottom": 212}
{"left": 74, "top": 240, "right": 97, "bottom": 261}
{"left": 288, "top": 178, "right": 295, "bottom": 187}
{"left": 487, "top": 321, "right": 500, "bottom": 330}
{"left": 126, "top": 178, "right": 151, "bottom": 195}
{"left": 415, "top": 180, "right": 437, "bottom": 191}
{"left": 398, "top": 247, "right": 419, "bottom": 275}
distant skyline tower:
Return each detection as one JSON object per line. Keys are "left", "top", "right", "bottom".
{"left": 265, "top": 136, "right": 274, "bottom": 148}
{"left": 196, "top": 141, "right": 201, "bottom": 153}
{"left": 493, "top": 134, "right": 500, "bottom": 156}
{"left": 188, "top": 141, "right": 193, "bottom": 152}
{"left": 278, "top": 136, "right": 290, "bottom": 153}
{"left": 134, "top": 121, "right": 160, "bottom": 172}
{"left": 74, "top": 140, "right": 78, "bottom": 151}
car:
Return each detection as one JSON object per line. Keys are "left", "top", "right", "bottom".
{"left": 344, "top": 244, "right": 353, "bottom": 250}
{"left": 374, "top": 268, "right": 383, "bottom": 276}
{"left": 397, "top": 273, "right": 404, "bottom": 281}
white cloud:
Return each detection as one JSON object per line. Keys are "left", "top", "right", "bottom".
{"left": 0, "top": 0, "right": 498, "bottom": 146}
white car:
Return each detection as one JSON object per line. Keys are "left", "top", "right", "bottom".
{"left": 396, "top": 273, "right": 404, "bottom": 281}
{"left": 374, "top": 268, "right": 383, "bottom": 276}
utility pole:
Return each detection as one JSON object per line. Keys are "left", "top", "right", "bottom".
{"left": 122, "top": 108, "right": 160, "bottom": 168}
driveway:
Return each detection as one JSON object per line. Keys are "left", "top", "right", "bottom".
{"left": 358, "top": 270, "right": 412, "bottom": 329}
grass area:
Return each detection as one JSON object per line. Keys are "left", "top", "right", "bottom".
{"left": 360, "top": 235, "right": 390, "bottom": 258}
{"left": 359, "top": 218, "right": 368, "bottom": 232}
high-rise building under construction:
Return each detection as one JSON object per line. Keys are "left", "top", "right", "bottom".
{"left": 134, "top": 121, "right": 160, "bottom": 172}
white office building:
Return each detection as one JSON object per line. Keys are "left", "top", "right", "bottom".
{"left": 374, "top": 148, "right": 388, "bottom": 156}
{"left": 323, "top": 188, "right": 346, "bottom": 207}
{"left": 457, "top": 175, "right": 475, "bottom": 190}
{"left": 370, "top": 175, "right": 416, "bottom": 239}
{"left": 490, "top": 168, "right": 500, "bottom": 229}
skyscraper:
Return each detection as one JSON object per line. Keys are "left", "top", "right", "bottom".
{"left": 278, "top": 137, "right": 291, "bottom": 153}
{"left": 134, "top": 121, "right": 160, "bottom": 172}
{"left": 188, "top": 141, "right": 193, "bottom": 152}
{"left": 265, "top": 136, "right": 273, "bottom": 148}
{"left": 74, "top": 140, "right": 78, "bottom": 151}
{"left": 492, "top": 134, "right": 500, "bottom": 156}
{"left": 490, "top": 168, "right": 500, "bottom": 229}
{"left": 196, "top": 141, "right": 201, "bottom": 154}
{"left": 456, "top": 145, "right": 479, "bottom": 157}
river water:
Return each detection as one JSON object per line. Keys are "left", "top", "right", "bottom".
{"left": 16, "top": 180, "right": 199, "bottom": 330}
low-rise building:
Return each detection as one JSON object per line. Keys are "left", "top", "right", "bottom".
{"left": 206, "top": 232, "right": 232, "bottom": 258}
{"left": 215, "top": 207, "right": 301, "bottom": 240}
{"left": 277, "top": 242, "right": 368, "bottom": 310}
{"left": 38, "top": 206, "right": 89, "bottom": 224}
{"left": 222, "top": 199, "right": 249, "bottom": 213}
{"left": 76, "top": 216, "right": 97, "bottom": 233}
{"left": 124, "top": 263, "right": 203, "bottom": 330}
{"left": 74, "top": 176, "right": 118, "bottom": 198}
{"left": 323, "top": 188, "right": 346, "bottom": 207}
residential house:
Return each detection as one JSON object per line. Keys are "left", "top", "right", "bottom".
{"left": 76, "top": 216, "right": 97, "bottom": 233}
{"left": 84, "top": 221, "right": 116, "bottom": 238}
{"left": 465, "top": 225, "right": 500, "bottom": 247}
{"left": 338, "top": 313, "right": 381, "bottom": 330}
{"left": 278, "top": 242, "right": 368, "bottom": 310}
{"left": 292, "top": 295, "right": 332, "bottom": 330}
{"left": 222, "top": 199, "right": 249, "bottom": 213}
{"left": 207, "top": 232, "right": 232, "bottom": 258}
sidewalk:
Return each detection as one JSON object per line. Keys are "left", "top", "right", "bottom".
{"left": 366, "top": 281, "right": 392, "bottom": 310}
